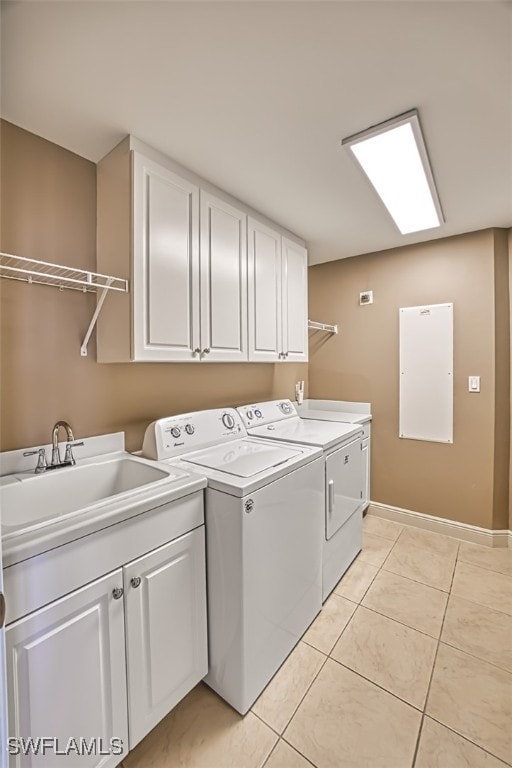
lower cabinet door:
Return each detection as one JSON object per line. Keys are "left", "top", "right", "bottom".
{"left": 5, "top": 570, "right": 128, "bottom": 768}
{"left": 123, "top": 527, "right": 208, "bottom": 749}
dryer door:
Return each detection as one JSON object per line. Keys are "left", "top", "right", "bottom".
{"left": 325, "top": 438, "right": 363, "bottom": 540}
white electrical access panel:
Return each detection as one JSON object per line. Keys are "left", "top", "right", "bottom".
{"left": 399, "top": 303, "right": 453, "bottom": 444}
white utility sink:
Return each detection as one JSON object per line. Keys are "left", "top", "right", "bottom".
{"left": 0, "top": 455, "right": 178, "bottom": 537}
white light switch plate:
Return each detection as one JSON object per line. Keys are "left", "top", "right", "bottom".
{"left": 468, "top": 376, "right": 480, "bottom": 392}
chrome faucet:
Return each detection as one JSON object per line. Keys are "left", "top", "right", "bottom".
{"left": 23, "top": 422, "right": 85, "bottom": 474}
{"left": 51, "top": 420, "right": 74, "bottom": 466}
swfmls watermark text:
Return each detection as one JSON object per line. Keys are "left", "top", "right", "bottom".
{"left": 7, "top": 737, "right": 124, "bottom": 757}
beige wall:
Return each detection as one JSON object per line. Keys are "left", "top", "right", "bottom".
{"left": 308, "top": 230, "right": 510, "bottom": 531}
{"left": 0, "top": 121, "right": 306, "bottom": 452}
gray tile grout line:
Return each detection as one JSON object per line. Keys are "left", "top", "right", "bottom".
{"left": 411, "top": 540, "right": 461, "bottom": 767}
{"left": 358, "top": 599, "right": 446, "bottom": 641}
{"left": 456, "top": 557, "right": 512, "bottom": 581}
{"left": 424, "top": 713, "right": 512, "bottom": 768}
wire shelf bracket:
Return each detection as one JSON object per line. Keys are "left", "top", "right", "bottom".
{"left": 308, "top": 319, "right": 338, "bottom": 334}
{"left": 0, "top": 252, "right": 129, "bottom": 357}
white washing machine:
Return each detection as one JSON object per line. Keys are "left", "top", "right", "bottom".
{"left": 238, "top": 400, "right": 365, "bottom": 601}
{"left": 142, "top": 408, "right": 324, "bottom": 715}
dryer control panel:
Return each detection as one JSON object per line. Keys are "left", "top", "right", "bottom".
{"left": 237, "top": 400, "right": 298, "bottom": 429}
{"left": 142, "top": 408, "right": 245, "bottom": 460}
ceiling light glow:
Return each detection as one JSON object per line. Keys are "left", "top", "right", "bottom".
{"left": 343, "top": 110, "right": 444, "bottom": 235}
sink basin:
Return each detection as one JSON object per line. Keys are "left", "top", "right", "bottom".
{"left": 1, "top": 457, "right": 173, "bottom": 534}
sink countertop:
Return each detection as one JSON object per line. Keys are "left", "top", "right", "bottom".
{"left": 1, "top": 434, "right": 207, "bottom": 568}
{"left": 297, "top": 399, "right": 372, "bottom": 425}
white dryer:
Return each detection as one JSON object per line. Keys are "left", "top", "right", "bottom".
{"left": 238, "top": 400, "right": 365, "bottom": 601}
{"left": 142, "top": 408, "right": 323, "bottom": 715}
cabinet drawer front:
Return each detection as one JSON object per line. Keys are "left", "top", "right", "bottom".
{"left": 133, "top": 153, "right": 200, "bottom": 360}
{"left": 124, "top": 527, "right": 207, "bottom": 748}
{"left": 6, "top": 570, "right": 128, "bottom": 768}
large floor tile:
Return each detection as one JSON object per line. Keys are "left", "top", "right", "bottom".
{"left": 333, "top": 558, "right": 379, "bottom": 603}
{"left": 252, "top": 641, "right": 325, "bottom": 733}
{"left": 124, "top": 683, "right": 277, "bottom": 768}
{"left": 426, "top": 644, "right": 512, "bottom": 764}
{"left": 331, "top": 606, "right": 437, "bottom": 709}
{"left": 303, "top": 593, "right": 356, "bottom": 654}
{"left": 458, "top": 541, "right": 512, "bottom": 578}
{"left": 359, "top": 532, "right": 395, "bottom": 567}
{"left": 397, "top": 527, "right": 459, "bottom": 559}
{"left": 442, "top": 596, "right": 512, "bottom": 673}
{"left": 363, "top": 515, "right": 404, "bottom": 541}
{"left": 362, "top": 569, "right": 448, "bottom": 638}
{"left": 451, "top": 561, "right": 512, "bottom": 616}
{"left": 284, "top": 659, "right": 422, "bottom": 768}
{"left": 416, "top": 717, "right": 510, "bottom": 768}
{"left": 264, "top": 740, "right": 313, "bottom": 768}
{"left": 383, "top": 540, "right": 456, "bottom": 591}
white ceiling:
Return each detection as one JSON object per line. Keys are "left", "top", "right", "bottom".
{"left": 1, "top": 1, "right": 511, "bottom": 264}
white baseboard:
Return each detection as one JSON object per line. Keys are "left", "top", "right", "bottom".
{"left": 368, "top": 501, "right": 512, "bottom": 549}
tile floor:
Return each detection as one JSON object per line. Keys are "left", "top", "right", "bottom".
{"left": 122, "top": 516, "right": 512, "bottom": 768}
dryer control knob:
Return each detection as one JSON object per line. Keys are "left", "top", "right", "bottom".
{"left": 185, "top": 424, "right": 195, "bottom": 435}
{"left": 254, "top": 409, "right": 262, "bottom": 418}
{"left": 247, "top": 410, "right": 254, "bottom": 419}
{"left": 280, "top": 402, "right": 292, "bottom": 414}
{"left": 222, "top": 413, "right": 236, "bottom": 430}
{"left": 170, "top": 426, "right": 181, "bottom": 439}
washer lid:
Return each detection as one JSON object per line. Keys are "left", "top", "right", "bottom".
{"left": 182, "top": 438, "right": 303, "bottom": 477}
{"left": 248, "top": 418, "right": 361, "bottom": 449}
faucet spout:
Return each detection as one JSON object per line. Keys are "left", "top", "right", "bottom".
{"left": 51, "top": 420, "right": 75, "bottom": 466}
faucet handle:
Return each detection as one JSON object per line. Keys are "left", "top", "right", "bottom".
{"left": 23, "top": 448, "right": 48, "bottom": 474}
{"left": 64, "top": 441, "right": 84, "bottom": 466}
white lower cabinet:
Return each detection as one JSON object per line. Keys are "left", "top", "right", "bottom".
{"left": 5, "top": 528, "right": 207, "bottom": 767}
{"left": 124, "top": 529, "right": 208, "bottom": 748}
{"left": 6, "top": 570, "right": 128, "bottom": 768}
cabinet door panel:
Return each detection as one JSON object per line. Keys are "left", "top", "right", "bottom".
{"left": 248, "top": 218, "right": 281, "bottom": 362}
{"left": 325, "top": 439, "right": 363, "bottom": 540}
{"left": 6, "top": 571, "right": 127, "bottom": 768}
{"left": 124, "top": 528, "right": 207, "bottom": 749}
{"left": 200, "top": 192, "right": 247, "bottom": 361}
{"left": 133, "top": 153, "right": 200, "bottom": 361}
{"left": 282, "top": 238, "right": 308, "bottom": 361}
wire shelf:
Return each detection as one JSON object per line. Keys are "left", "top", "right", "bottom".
{"left": 308, "top": 319, "right": 338, "bottom": 334}
{"left": 0, "top": 253, "right": 128, "bottom": 293}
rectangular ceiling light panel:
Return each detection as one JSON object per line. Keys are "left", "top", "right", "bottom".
{"left": 343, "top": 110, "right": 444, "bottom": 235}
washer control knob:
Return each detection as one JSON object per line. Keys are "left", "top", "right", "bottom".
{"left": 280, "top": 402, "right": 292, "bottom": 414}
{"left": 185, "top": 424, "right": 195, "bottom": 435}
{"left": 222, "top": 413, "right": 236, "bottom": 430}
{"left": 247, "top": 410, "right": 254, "bottom": 420}
{"left": 170, "top": 426, "right": 181, "bottom": 439}
{"left": 254, "top": 409, "right": 262, "bottom": 418}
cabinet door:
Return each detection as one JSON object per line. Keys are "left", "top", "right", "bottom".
{"left": 247, "top": 218, "right": 282, "bottom": 362}
{"left": 325, "top": 439, "right": 363, "bottom": 540}
{"left": 5, "top": 571, "right": 128, "bottom": 768}
{"left": 132, "top": 153, "right": 201, "bottom": 361}
{"left": 281, "top": 237, "right": 308, "bottom": 362}
{"left": 123, "top": 528, "right": 208, "bottom": 749}
{"left": 200, "top": 192, "right": 247, "bottom": 361}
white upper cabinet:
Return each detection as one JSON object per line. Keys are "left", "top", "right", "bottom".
{"left": 200, "top": 192, "right": 247, "bottom": 362}
{"left": 281, "top": 237, "right": 308, "bottom": 362}
{"left": 248, "top": 221, "right": 308, "bottom": 362}
{"left": 248, "top": 218, "right": 282, "bottom": 362}
{"left": 133, "top": 154, "right": 201, "bottom": 361}
{"left": 97, "top": 136, "right": 307, "bottom": 363}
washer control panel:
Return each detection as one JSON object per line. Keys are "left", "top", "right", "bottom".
{"left": 237, "top": 400, "right": 298, "bottom": 429}
{"left": 142, "top": 408, "right": 245, "bottom": 460}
